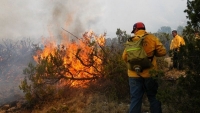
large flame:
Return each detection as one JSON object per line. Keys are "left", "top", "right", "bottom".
{"left": 33, "top": 30, "right": 106, "bottom": 87}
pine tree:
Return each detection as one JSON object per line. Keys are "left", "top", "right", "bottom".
{"left": 157, "top": 0, "right": 200, "bottom": 112}
{"left": 184, "top": 0, "right": 200, "bottom": 33}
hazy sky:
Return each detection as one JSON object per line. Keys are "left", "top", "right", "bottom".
{"left": 0, "top": 0, "right": 187, "bottom": 40}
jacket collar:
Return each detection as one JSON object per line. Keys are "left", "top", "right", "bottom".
{"left": 131, "top": 30, "right": 147, "bottom": 41}
{"left": 134, "top": 30, "right": 147, "bottom": 37}
{"left": 174, "top": 34, "right": 180, "bottom": 38}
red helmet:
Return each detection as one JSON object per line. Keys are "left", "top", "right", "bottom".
{"left": 131, "top": 22, "right": 145, "bottom": 33}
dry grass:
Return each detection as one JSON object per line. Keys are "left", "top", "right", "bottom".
{"left": 29, "top": 89, "right": 129, "bottom": 113}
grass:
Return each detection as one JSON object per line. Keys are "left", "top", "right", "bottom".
{"left": 29, "top": 88, "right": 129, "bottom": 113}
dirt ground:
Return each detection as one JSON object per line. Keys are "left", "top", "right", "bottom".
{"left": 164, "top": 68, "right": 186, "bottom": 80}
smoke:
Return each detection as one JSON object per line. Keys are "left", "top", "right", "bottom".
{"left": 0, "top": 0, "right": 104, "bottom": 105}
{"left": 0, "top": 0, "right": 104, "bottom": 40}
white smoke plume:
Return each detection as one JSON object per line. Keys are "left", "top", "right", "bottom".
{"left": 0, "top": 0, "right": 105, "bottom": 40}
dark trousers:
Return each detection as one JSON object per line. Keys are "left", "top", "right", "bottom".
{"left": 173, "top": 50, "right": 183, "bottom": 70}
{"left": 129, "top": 77, "right": 162, "bottom": 113}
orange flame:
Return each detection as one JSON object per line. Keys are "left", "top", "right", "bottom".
{"left": 33, "top": 30, "right": 106, "bottom": 87}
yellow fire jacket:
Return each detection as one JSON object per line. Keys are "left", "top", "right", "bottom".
{"left": 122, "top": 30, "right": 166, "bottom": 78}
{"left": 170, "top": 34, "right": 185, "bottom": 50}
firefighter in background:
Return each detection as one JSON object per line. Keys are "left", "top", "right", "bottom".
{"left": 170, "top": 30, "right": 185, "bottom": 69}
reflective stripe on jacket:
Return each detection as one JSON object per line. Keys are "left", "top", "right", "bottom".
{"left": 122, "top": 30, "right": 166, "bottom": 78}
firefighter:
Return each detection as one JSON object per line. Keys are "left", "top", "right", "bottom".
{"left": 170, "top": 30, "right": 185, "bottom": 69}
{"left": 122, "top": 22, "right": 166, "bottom": 113}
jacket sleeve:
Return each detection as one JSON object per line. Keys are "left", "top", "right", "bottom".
{"left": 180, "top": 37, "right": 185, "bottom": 46}
{"left": 154, "top": 37, "right": 167, "bottom": 57}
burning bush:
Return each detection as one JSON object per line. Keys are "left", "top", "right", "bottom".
{"left": 19, "top": 31, "right": 129, "bottom": 107}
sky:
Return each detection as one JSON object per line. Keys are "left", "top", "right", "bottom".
{"left": 0, "top": 0, "right": 187, "bottom": 40}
